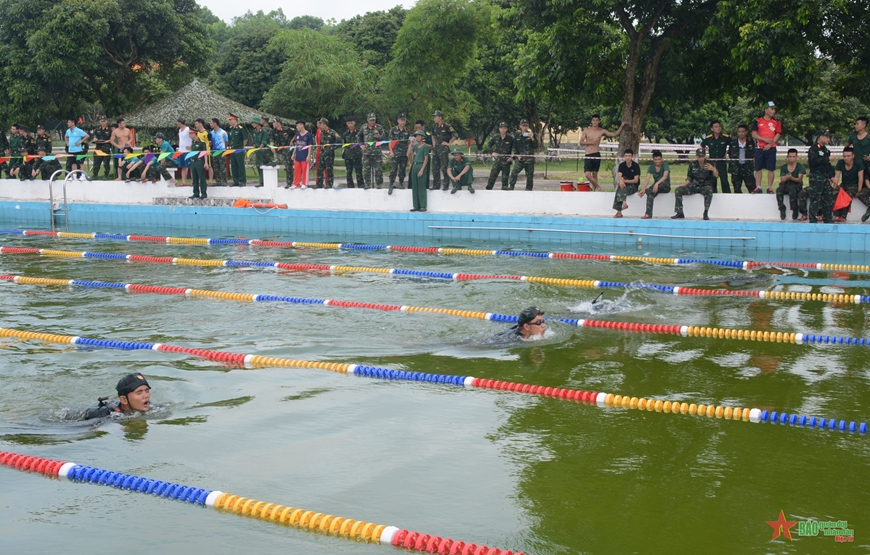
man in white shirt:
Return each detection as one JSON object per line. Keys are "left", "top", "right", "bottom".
{"left": 176, "top": 118, "right": 192, "bottom": 187}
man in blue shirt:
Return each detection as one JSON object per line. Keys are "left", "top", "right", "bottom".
{"left": 209, "top": 118, "right": 228, "bottom": 186}
{"left": 152, "top": 132, "right": 177, "bottom": 184}
{"left": 64, "top": 118, "right": 90, "bottom": 180}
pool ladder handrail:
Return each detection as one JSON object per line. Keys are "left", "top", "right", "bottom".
{"left": 48, "top": 169, "right": 86, "bottom": 232}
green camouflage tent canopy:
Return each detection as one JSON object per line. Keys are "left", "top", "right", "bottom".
{"left": 120, "top": 79, "right": 278, "bottom": 131}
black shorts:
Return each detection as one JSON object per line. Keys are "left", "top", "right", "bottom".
{"left": 65, "top": 155, "right": 83, "bottom": 171}
{"left": 584, "top": 152, "right": 601, "bottom": 172}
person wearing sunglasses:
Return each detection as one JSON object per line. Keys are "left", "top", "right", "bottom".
{"left": 482, "top": 306, "right": 548, "bottom": 345}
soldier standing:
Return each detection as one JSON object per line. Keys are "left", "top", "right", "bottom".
{"left": 728, "top": 124, "right": 757, "bottom": 193}
{"left": 431, "top": 110, "right": 457, "bottom": 190}
{"left": 388, "top": 113, "right": 411, "bottom": 194}
{"left": 672, "top": 148, "right": 717, "bottom": 220}
{"left": 316, "top": 118, "right": 340, "bottom": 189}
{"left": 358, "top": 113, "right": 385, "bottom": 189}
{"left": 485, "top": 122, "right": 515, "bottom": 190}
{"left": 700, "top": 121, "right": 731, "bottom": 193}
{"left": 34, "top": 125, "right": 53, "bottom": 154}
{"left": 8, "top": 124, "right": 22, "bottom": 179}
{"left": 226, "top": 114, "right": 248, "bottom": 187}
{"left": 342, "top": 116, "right": 364, "bottom": 188}
{"left": 250, "top": 118, "right": 270, "bottom": 187}
{"left": 188, "top": 128, "right": 208, "bottom": 199}
{"left": 509, "top": 119, "right": 538, "bottom": 191}
{"left": 806, "top": 131, "right": 835, "bottom": 224}
{"left": 0, "top": 126, "right": 9, "bottom": 178}
{"left": 90, "top": 117, "right": 112, "bottom": 179}
{"left": 271, "top": 118, "right": 294, "bottom": 189}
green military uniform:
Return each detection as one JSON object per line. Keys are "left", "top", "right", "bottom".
{"left": 90, "top": 124, "right": 112, "bottom": 178}
{"left": 388, "top": 117, "right": 411, "bottom": 192}
{"left": 674, "top": 155, "right": 716, "bottom": 218}
{"left": 643, "top": 162, "right": 671, "bottom": 218}
{"left": 316, "top": 121, "right": 340, "bottom": 189}
{"left": 510, "top": 125, "right": 538, "bottom": 190}
{"left": 847, "top": 131, "right": 870, "bottom": 221}
{"left": 486, "top": 127, "right": 515, "bottom": 190}
{"left": 341, "top": 124, "right": 364, "bottom": 188}
{"left": 806, "top": 140, "right": 834, "bottom": 223}
{"left": 34, "top": 131, "right": 53, "bottom": 155}
{"left": 8, "top": 133, "right": 23, "bottom": 173}
{"left": 190, "top": 137, "right": 208, "bottom": 198}
{"left": 430, "top": 114, "right": 458, "bottom": 190}
{"left": 358, "top": 115, "right": 386, "bottom": 189}
{"left": 271, "top": 123, "right": 294, "bottom": 187}
{"left": 833, "top": 159, "right": 865, "bottom": 220}
{"left": 447, "top": 150, "right": 474, "bottom": 193}
{"left": 251, "top": 120, "right": 272, "bottom": 187}
{"left": 18, "top": 133, "right": 36, "bottom": 180}
{"left": 728, "top": 136, "right": 757, "bottom": 193}
{"left": 701, "top": 132, "right": 731, "bottom": 193}
{"left": 776, "top": 162, "right": 806, "bottom": 220}
{"left": 0, "top": 131, "right": 9, "bottom": 177}
{"left": 33, "top": 157, "right": 61, "bottom": 180}
{"left": 227, "top": 122, "right": 248, "bottom": 186}
{"left": 410, "top": 137, "right": 430, "bottom": 211}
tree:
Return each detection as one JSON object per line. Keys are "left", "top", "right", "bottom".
{"left": 288, "top": 15, "right": 325, "bottom": 31}
{"left": 261, "top": 29, "right": 380, "bottom": 121}
{"left": 213, "top": 27, "right": 284, "bottom": 109}
{"left": 0, "top": 0, "right": 213, "bottom": 124}
{"left": 333, "top": 7, "right": 406, "bottom": 69}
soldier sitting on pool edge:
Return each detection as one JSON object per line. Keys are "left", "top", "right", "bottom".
{"left": 81, "top": 373, "right": 152, "bottom": 420}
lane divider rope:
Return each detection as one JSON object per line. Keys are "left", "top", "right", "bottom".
{"left": 2, "top": 272, "right": 870, "bottom": 348}
{"left": 0, "top": 451, "right": 523, "bottom": 554}
{"left": 1, "top": 246, "right": 867, "bottom": 306}
{"left": 3, "top": 228, "right": 867, "bottom": 275}
{"left": 0, "top": 326, "right": 865, "bottom": 434}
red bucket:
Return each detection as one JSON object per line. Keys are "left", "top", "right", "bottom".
{"left": 560, "top": 181, "right": 575, "bottom": 191}
{"left": 576, "top": 183, "right": 591, "bottom": 192}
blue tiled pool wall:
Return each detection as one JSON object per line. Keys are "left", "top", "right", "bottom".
{"left": 1, "top": 201, "right": 869, "bottom": 254}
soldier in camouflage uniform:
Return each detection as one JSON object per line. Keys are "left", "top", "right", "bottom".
{"left": 727, "top": 124, "right": 757, "bottom": 193}
{"left": 227, "top": 114, "right": 248, "bottom": 187}
{"left": 250, "top": 118, "right": 272, "bottom": 187}
{"left": 316, "top": 117, "right": 340, "bottom": 189}
{"left": 700, "top": 121, "right": 731, "bottom": 193}
{"left": 34, "top": 125, "right": 53, "bottom": 155}
{"left": 270, "top": 118, "right": 294, "bottom": 188}
{"left": 486, "top": 122, "right": 515, "bottom": 190}
{"left": 509, "top": 119, "right": 538, "bottom": 190}
{"left": 388, "top": 113, "right": 411, "bottom": 194}
{"left": 342, "top": 116, "right": 364, "bottom": 188}
{"left": 807, "top": 131, "right": 835, "bottom": 223}
{"left": 18, "top": 126, "right": 37, "bottom": 180}
{"left": 431, "top": 110, "right": 457, "bottom": 190}
{"left": 32, "top": 148, "right": 61, "bottom": 180}
{"left": 8, "top": 125, "right": 23, "bottom": 178}
{"left": 673, "top": 148, "right": 717, "bottom": 220}
{"left": 90, "top": 117, "right": 112, "bottom": 179}
{"left": 0, "top": 126, "right": 9, "bottom": 178}
{"left": 358, "top": 113, "right": 385, "bottom": 189}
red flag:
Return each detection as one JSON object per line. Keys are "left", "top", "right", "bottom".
{"left": 833, "top": 187, "right": 852, "bottom": 211}
{"left": 389, "top": 140, "right": 398, "bottom": 151}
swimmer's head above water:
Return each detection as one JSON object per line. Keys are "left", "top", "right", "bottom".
{"left": 116, "top": 373, "right": 151, "bottom": 413}
{"left": 515, "top": 307, "right": 547, "bottom": 339}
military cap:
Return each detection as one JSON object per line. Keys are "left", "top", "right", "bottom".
{"left": 818, "top": 129, "right": 832, "bottom": 138}
{"left": 36, "top": 124, "right": 44, "bottom": 129}
{"left": 154, "top": 132, "right": 165, "bottom": 139}
{"left": 318, "top": 117, "right": 329, "bottom": 125}
{"left": 695, "top": 148, "right": 707, "bottom": 157}
{"left": 451, "top": 148, "right": 464, "bottom": 155}
{"left": 519, "top": 119, "right": 529, "bottom": 125}
{"left": 346, "top": 116, "right": 356, "bottom": 122}
{"left": 498, "top": 121, "right": 508, "bottom": 128}
{"left": 260, "top": 115, "right": 270, "bottom": 121}
{"left": 274, "top": 117, "right": 283, "bottom": 124}
{"left": 228, "top": 113, "right": 238, "bottom": 120}
{"left": 250, "top": 117, "right": 262, "bottom": 125}
{"left": 397, "top": 113, "right": 407, "bottom": 120}
{"left": 367, "top": 113, "right": 376, "bottom": 120}
{"left": 433, "top": 110, "right": 444, "bottom": 117}
{"left": 766, "top": 101, "right": 776, "bottom": 108}
{"left": 413, "top": 130, "right": 427, "bottom": 137}
{"left": 99, "top": 116, "right": 107, "bottom": 121}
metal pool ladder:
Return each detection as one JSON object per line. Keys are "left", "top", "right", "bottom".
{"left": 48, "top": 169, "right": 86, "bottom": 231}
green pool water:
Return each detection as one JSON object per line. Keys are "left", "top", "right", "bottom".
{"left": 0, "top": 232, "right": 868, "bottom": 554}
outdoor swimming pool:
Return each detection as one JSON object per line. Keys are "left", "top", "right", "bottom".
{"left": 1, "top": 229, "right": 868, "bottom": 554}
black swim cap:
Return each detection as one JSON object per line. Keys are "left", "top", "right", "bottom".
{"left": 116, "top": 373, "right": 150, "bottom": 397}
{"left": 518, "top": 307, "right": 544, "bottom": 326}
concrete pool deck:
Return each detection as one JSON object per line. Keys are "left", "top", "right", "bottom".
{"left": 1, "top": 177, "right": 869, "bottom": 253}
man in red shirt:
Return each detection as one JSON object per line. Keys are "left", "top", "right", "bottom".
{"left": 751, "top": 101, "right": 782, "bottom": 194}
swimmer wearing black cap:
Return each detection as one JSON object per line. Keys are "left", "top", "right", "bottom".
{"left": 482, "top": 307, "right": 547, "bottom": 345}
{"left": 81, "top": 373, "right": 151, "bottom": 420}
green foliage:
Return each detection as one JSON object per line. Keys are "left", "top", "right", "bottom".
{"left": 213, "top": 27, "right": 284, "bottom": 109}
{"left": 333, "top": 6, "right": 406, "bottom": 69}
{"left": 261, "top": 29, "right": 380, "bottom": 122}
{"left": 288, "top": 15, "right": 325, "bottom": 31}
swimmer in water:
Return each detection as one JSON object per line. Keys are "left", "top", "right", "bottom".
{"left": 482, "top": 306, "right": 548, "bottom": 345}
{"left": 81, "top": 373, "right": 152, "bottom": 420}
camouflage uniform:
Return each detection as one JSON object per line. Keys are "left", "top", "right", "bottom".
{"left": 271, "top": 125, "right": 295, "bottom": 187}
{"left": 728, "top": 136, "right": 757, "bottom": 193}
{"left": 341, "top": 127, "right": 364, "bottom": 188}
{"left": 358, "top": 119, "right": 386, "bottom": 189}
{"left": 388, "top": 123, "right": 411, "bottom": 189}
{"left": 316, "top": 125, "right": 340, "bottom": 188}
{"left": 431, "top": 119, "right": 458, "bottom": 190}
{"left": 8, "top": 132, "right": 22, "bottom": 174}
{"left": 700, "top": 133, "right": 731, "bottom": 192}
{"left": 486, "top": 130, "right": 515, "bottom": 190}
{"left": 33, "top": 158, "right": 61, "bottom": 180}
{"left": 19, "top": 133, "right": 36, "bottom": 180}
{"left": 251, "top": 123, "right": 272, "bottom": 187}
{"left": 227, "top": 123, "right": 248, "bottom": 186}
{"left": 509, "top": 129, "right": 538, "bottom": 190}
{"left": 0, "top": 131, "right": 9, "bottom": 177}
{"left": 34, "top": 131, "right": 53, "bottom": 155}
{"left": 674, "top": 161, "right": 716, "bottom": 215}
{"left": 90, "top": 125, "right": 112, "bottom": 178}
{"left": 806, "top": 142, "right": 835, "bottom": 223}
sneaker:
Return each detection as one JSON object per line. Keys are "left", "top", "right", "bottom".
{"left": 767, "top": 188, "right": 773, "bottom": 194}
{"left": 671, "top": 212, "right": 685, "bottom": 219}
{"left": 300, "top": 185, "right": 307, "bottom": 189}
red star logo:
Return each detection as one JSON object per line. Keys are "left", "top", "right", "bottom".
{"left": 766, "top": 510, "right": 797, "bottom": 541}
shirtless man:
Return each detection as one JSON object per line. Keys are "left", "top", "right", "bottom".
{"left": 111, "top": 118, "right": 133, "bottom": 181}
{"left": 579, "top": 115, "right": 626, "bottom": 191}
